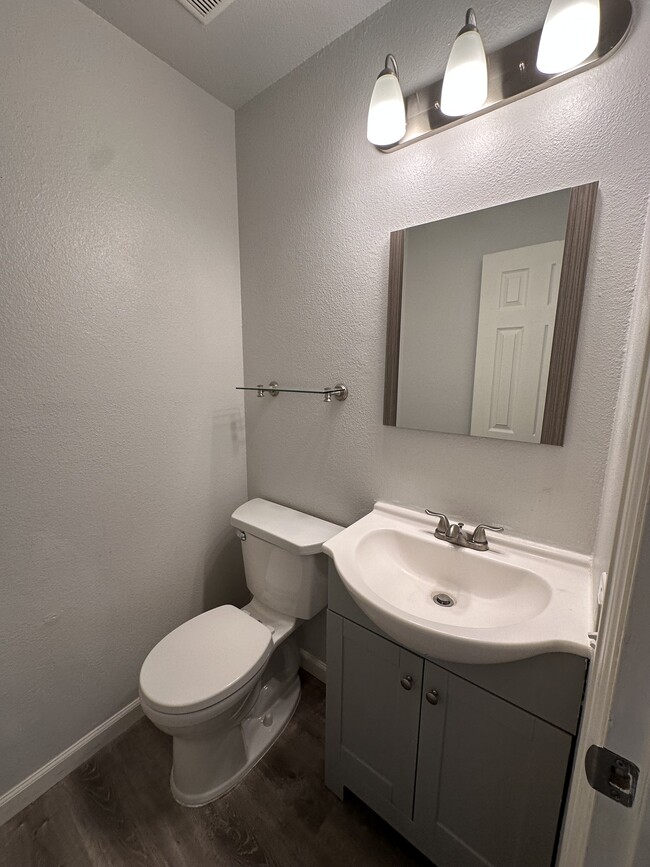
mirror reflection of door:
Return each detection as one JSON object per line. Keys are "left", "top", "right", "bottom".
{"left": 384, "top": 184, "right": 598, "bottom": 446}
{"left": 470, "top": 241, "right": 565, "bottom": 443}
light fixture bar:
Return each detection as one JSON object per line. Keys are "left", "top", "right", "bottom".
{"left": 378, "top": 0, "right": 631, "bottom": 152}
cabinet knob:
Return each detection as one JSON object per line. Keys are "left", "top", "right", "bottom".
{"left": 426, "top": 689, "right": 440, "bottom": 705}
{"left": 400, "top": 675, "right": 414, "bottom": 691}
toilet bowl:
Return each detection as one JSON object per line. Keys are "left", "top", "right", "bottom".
{"left": 139, "top": 499, "right": 341, "bottom": 806}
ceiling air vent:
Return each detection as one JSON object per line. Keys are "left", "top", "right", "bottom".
{"left": 174, "top": 0, "right": 236, "bottom": 25}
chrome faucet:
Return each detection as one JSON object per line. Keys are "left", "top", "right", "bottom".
{"left": 425, "top": 510, "right": 503, "bottom": 552}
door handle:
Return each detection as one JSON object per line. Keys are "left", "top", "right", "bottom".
{"left": 400, "top": 675, "right": 414, "bottom": 691}
{"left": 425, "top": 689, "right": 440, "bottom": 705}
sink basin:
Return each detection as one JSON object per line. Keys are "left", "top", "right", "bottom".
{"left": 323, "top": 502, "right": 593, "bottom": 664}
{"left": 356, "top": 528, "right": 553, "bottom": 628}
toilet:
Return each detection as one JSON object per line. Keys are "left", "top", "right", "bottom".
{"left": 139, "top": 498, "right": 342, "bottom": 807}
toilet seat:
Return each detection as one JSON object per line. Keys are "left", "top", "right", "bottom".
{"left": 139, "top": 605, "right": 273, "bottom": 715}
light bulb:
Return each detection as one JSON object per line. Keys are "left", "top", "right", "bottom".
{"left": 367, "top": 55, "right": 406, "bottom": 147}
{"left": 440, "top": 9, "right": 488, "bottom": 118}
{"left": 537, "top": 0, "right": 600, "bottom": 74}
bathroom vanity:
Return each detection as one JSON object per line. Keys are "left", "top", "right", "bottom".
{"left": 325, "top": 569, "right": 587, "bottom": 867}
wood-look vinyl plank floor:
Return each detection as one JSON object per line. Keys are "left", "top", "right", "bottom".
{"left": 1, "top": 673, "right": 431, "bottom": 867}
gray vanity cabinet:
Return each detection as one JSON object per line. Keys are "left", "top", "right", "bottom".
{"left": 325, "top": 569, "right": 586, "bottom": 867}
{"left": 415, "top": 660, "right": 572, "bottom": 867}
{"left": 326, "top": 616, "right": 424, "bottom": 824}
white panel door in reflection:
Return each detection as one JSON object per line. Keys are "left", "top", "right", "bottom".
{"left": 470, "top": 240, "right": 565, "bottom": 442}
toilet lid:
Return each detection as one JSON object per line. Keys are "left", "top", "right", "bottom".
{"left": 139, "top": 605, "right": 273, "bottom": 714}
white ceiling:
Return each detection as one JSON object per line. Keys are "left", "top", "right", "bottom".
{"left": 77, "top": 0, "right": 393, "bottom": 109}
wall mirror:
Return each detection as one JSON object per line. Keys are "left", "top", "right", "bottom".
{"left": 383, "top": 183, "right": 598, "bottom": 445}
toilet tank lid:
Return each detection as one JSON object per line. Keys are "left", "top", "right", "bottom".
{"left": 231, "top": 498, "right": 343, "bottom": 555}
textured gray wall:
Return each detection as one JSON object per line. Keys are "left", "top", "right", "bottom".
{"left": 237, "top": 0, "right": 650, "bottom": 657}
{"left": 0, "top": 0, "right": 247, "bottom": 797}
{"left": 397, "top": 189, "right": 571, "bottom": 434}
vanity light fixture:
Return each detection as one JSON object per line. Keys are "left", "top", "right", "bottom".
{"left": 368, "top": 0, "right": 631, "bottom": 152}
{"left": 440, "top": 9, "right": 488, "bottom": 117}
{"left": 537, "top": 0, "right": 601, "bottom": 73}
{"left": 366, "top": 54, "right": 406, "bottom": 147}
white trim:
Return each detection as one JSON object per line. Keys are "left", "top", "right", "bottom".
{"left": 0, "top": 699, "right": 142, "bottom": 827}
{"left": 300, "top": 649, "right": 327, "bottom": 683}
{"left": 558, "top": 226, "right": 650, "bottom": 865}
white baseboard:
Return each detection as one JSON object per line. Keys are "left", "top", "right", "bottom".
{"left": 300, "top": 649, "right": 327, "bottom": 683}
{"left": 0, "top": 699, "right": 142, "bottom": 827}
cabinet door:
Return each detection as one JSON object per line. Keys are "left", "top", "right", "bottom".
{"left": 327, "top": 614, "right": 423, "bottom": 821}
{"left": 415, "top": 660, "right": 573, "bottom": 867}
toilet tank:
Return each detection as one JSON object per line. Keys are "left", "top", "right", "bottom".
{"left": 231, "top": 499, "right": 342, "bottom": 619}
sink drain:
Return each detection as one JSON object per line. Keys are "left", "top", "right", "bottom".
{"left": 433, "top": 593, "right": 455, "bottom": 607}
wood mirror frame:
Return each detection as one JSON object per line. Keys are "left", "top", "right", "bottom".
{"left": 383, "top": 182, "right": 599, "bottom": 446}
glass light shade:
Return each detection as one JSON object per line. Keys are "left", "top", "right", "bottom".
{"left": 440, "top": 29, "right": 488, "bottom": 117}
{"left": 537, "top": 0, "right": 600, "bottom": 74}
{"left": 367, "top": 71, "right": 406, "bottom": 147}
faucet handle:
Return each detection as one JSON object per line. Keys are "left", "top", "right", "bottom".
{"left": 472, "top": 524, "right": 504, "bottom": 545}
{"left": 425, "top": 510, "right": 451, "bottom": 535}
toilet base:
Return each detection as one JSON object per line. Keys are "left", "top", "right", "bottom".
{"left": 170, "top": 675, "right": 301, "bottom": 807}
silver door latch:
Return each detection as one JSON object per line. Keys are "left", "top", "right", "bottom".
{"left": 585, "top": 745, "right": 639, "bottom": 807}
